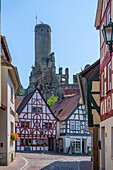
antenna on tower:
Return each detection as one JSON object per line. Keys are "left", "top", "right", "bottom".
{"left": 35, "top": 15, "right": 37, "bottom": 25}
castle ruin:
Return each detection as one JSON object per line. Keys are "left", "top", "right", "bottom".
{"left": 27, "top": 23, "right": 78, "bottom": 100}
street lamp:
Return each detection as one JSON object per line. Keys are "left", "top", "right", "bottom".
{"left": 102, "top": 18, "right": 113, "bottom": 56}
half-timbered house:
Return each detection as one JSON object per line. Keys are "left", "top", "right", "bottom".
{"left": 77, "top": 59, "right": 100, "bottom": 170}
{"left": 16, "top": 88, "right": 57, "bottom": 152}
{"left": 51, "top": 89, "right": 91, "bottom": 154}
{"left": 95, "top": 0, "right": 113, "bottom": 169}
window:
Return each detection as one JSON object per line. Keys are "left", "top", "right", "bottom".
{"left": 32, "top": 107, "right": 36, "bottom": 113}
{"left": 25, "top": 139, "right": 31, "bottom": 145}
{"left": 108, "top": 61, "right": 111, "bottom": 91}
{"left": 101, "top": 73, "right": 104, "bottom": 97}
{"left": 21, "top": 139, "right": 24, "bottom": 145}
{"left": 37, "top": 139, "right": 40, "bottom": 144}
{"left": 10, "top": 122, "right": 14, "bottom": 146}
{"left": 75, "top": 139, "right": 80, "bottom": 151}
{"left": 11, "top": 122, "right": 13, "bottom": 132}
{"left": 76, "top": 121, "right": 80, "bottom": 130}
{"left": 44, "top": 123, "right": 48, "bottom": 129}
{"left": 49, "top": 123, "right": 52, "bottom": 129}
{"left": 26, "top": 122, "right": 29, "bottom": 128}
{"left": 38, "top": 108, "right": 42, "bottom": 113}
{"left": 107, "top": 9, "right": 110, "bottom": 24}
{"left": 70, "top": 121, "right": 75, "bottom": 130}
{"left": 11, "top": 86, "right": 13, "bottom": 101}
{"left": 21, "top": 122, "right": 24, "bottom": 128}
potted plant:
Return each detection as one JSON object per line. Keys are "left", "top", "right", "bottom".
{"left": 21, "top": 143, "right": 24, "bottom": 146}
{"left": 11, "top": 132, "right": 18, "bottom": 141}
{"left": 71, "top": 143, "right": 75, "bottom": 154}
{"left": 44, "top": 142, "right": 47, "bottom": 146}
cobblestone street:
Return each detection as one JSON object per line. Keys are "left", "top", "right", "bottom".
{"left": 0, "top": 152, "right": 92, "bottom": 170}
{"left": 20, "top": 152, "right": 92, "bottom": 170}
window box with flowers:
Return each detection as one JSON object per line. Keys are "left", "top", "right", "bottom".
{"left": 11, "top": 132, "right": 18, "bottom": 141}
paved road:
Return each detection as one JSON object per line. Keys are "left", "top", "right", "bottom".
{"left": 17, "top": 152, "right": 92, "bottom": 170}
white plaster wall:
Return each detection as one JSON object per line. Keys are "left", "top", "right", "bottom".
{"left": 7, "top": 72, "right": 15, "bottom": 153}
{"left": 100, "top": 117, "right": 113, "bottom": 170}
{"left": 0, "top": 109, "right": 7, "bottom": 152}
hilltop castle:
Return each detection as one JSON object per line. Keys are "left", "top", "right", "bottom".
{"left": 27, "top": 23, "right": 78, "bottom": 100}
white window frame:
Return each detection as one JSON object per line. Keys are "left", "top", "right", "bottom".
{"left": 76, "top": 121, "right": 80, "bottom": 130}
{"left": 101, "top": 72, "right": 104, "bottom": 97}
{"left": 108, "top": 61, "right": 111, "bottom": 91}
{"left": 70, "top": 121, "right": 75, "bottom": 130}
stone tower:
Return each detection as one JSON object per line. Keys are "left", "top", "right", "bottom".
{"left": 27, "top": 24, "right": 58, "bottom": 97}
{"left": 35, "top": 24, "right": 51, "bottom": 69}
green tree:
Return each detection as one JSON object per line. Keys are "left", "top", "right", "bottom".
{"left": 47, "top": 95, "right": 58, "bottom": 108}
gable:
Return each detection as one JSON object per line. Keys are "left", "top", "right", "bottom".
{"left": 17, "top": 88, "right": 57, "bottom": 121}
{"left": 68, "top": 104, "right": 86, "bottom": 120}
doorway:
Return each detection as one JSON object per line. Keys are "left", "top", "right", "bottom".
{"left": 82, "top": 139, "right": 85, "bottom": 153}
{"left": 101, "top": 127, "right": 105, "bottom": 170}
{"left": 48, "top": 138, "right": 54, "bottom": 151}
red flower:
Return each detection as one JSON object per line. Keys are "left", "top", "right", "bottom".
{"left": 11, "top": 132, "right": 18, "bottom": 141}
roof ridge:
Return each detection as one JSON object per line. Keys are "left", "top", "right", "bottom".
{"left": 81, "top": 59, "right": 100, "bottom": 74}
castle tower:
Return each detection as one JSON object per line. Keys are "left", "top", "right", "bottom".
{"left": 35, "top": 24, "right": 51, "bottom": 69}
{"left": 27, "top": 23, "right": 57, "bottom": 96}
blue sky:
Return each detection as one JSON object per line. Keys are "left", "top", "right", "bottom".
{"left": 1, "top": 0, "right": 99, "bottom": 88}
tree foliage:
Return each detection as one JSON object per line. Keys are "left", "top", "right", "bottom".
{"left": 47, "top": 95, "right": 58, "bottom": 108}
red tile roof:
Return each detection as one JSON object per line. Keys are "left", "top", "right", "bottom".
{"left": 51, "top": 92, "right": 80, "bottom": 120}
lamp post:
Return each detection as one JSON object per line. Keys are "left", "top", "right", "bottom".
{"left": 102, "top": 18, "right": 113, "bottom": 56}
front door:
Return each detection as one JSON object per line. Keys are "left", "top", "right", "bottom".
{"left": 48, "top": 138, "right": 54, "bottom": 151}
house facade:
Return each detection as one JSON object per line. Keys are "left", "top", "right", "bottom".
{"left": 95, "top": 0, "right": 113, "bottom": 169}
{"left": 0, "top": 36, "right": 20, "bottom": 165}
{"left": 51, "top": 89, "right": 91, "bottom": 154}
{"left": 77, "top": 59, "right": 100, "bottom": 170}
{"left": 16, "top": 88, "right": 57, "bottom": 152}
